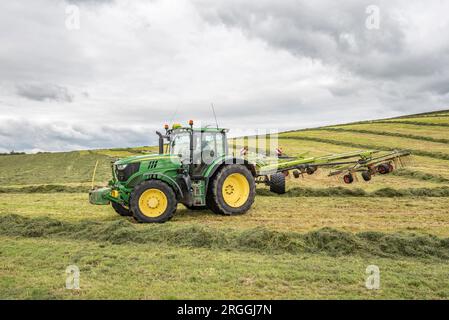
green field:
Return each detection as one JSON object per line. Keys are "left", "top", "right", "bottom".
{"left": 1, "top": 110, "right": 449, "bottom": 299}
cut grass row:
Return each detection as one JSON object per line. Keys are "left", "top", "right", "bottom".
{"left": 391, "top": 169, "right": 449, "bottom": 184}
{"left": 2, "top": 193, "right": 449, "bottom": 236}
{"left": 327, "top": 122, "right": 449, "bottom": 141}
{"left": 279, "top": 135, "right": 449, "bottom": 161}
{"left": 375, "top": 120, "right": 449, "bottom": 127}
{"left": 310, "top": 112, "right": 449, "bottom": 129}
{"left": 2, "top": 183, "right": 449, "bottom": 197}
{"left": 281, "top": 129, "right": 449, "bottom": 156}
{"left": 393, "top": 114, "right": 449, "bottom": 119}
{"left": 257, "top": 186, "right": 449, "bottom": 197}
{"left": 392, "top": 111, "right": 449, "bottom": 119}
{"left": 319, "top": 127, "right": 449, "bottom": 145}
{"left": 0, "top": 184, "right": 87, "bottom": 194}
{"left": 381, "top": 116, "right": 449, "bottom": 124}
{"left": 1, "top": 214, "right": 448, "bottom": 260}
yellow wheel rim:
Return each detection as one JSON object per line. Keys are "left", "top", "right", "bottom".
{"left": 138, "top": 188, "right": 168, "bottom": 217}
{"left": 222, "top": 173, "right": 250, "bottom": 208}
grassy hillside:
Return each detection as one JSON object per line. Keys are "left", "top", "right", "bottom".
{"left": 1, "top": 109, "right": 449, "bottom": 299}
{"left": 0, "top": 147, "right": 158, "bottom": 186}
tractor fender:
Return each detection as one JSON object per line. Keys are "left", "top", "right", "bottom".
{"left": 141, "top": 172, "right": 184, "bottom": 200}
{"left": 204, "top": 156, "right": 256, "bottom": 187}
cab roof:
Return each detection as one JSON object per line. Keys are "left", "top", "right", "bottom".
{"left": 167, "top": 127, "right": 228, "bottom": 134}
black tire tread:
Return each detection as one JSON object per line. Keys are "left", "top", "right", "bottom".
{"left": 343, "top": 173, "right": 354, "bottom": 184}
{"left": 361, "top": 171, "right": 372, "bottom": 181}
{"left": 269, "top": 173, "right": 286, "bottom": 194}
{"left": 111, "top": 201, "right": 132, "bottom": 217}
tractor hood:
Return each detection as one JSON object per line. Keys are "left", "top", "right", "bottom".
{"left": 114, "top": 154, "right": 179, "bottom": 166}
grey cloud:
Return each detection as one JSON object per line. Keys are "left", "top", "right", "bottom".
{"left": 422, "top": 75, "right": 449, "bottom": 96}
{"left": 65, "top": 0, "right": 115, "bottom": 5}
{"left": 193, "top": 0, "right": 447, "bottom": 79}
{"left": 16, "top": 84, "right": 74, "bottom": 103}
{"left": 0, "top": 118, "right": 158, "bottom": 153}
{"left": 193, "top": 0, "right": 449, "bottom": 117}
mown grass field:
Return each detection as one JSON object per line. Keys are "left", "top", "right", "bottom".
{"left": 0, "top": 110, "right": 449, "bottom": 299}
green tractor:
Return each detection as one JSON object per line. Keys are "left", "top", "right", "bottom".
{"left": 89, "top": 121, "right": 411, "bottom": 223}
{"left": 90, "top": 121, "right": 262, "bottom": 223}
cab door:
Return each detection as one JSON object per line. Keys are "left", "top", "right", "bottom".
{"left": 192, "top": 131, "right": 225, "bottom": 175}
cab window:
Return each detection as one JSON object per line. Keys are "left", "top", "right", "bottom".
{"left": 200, "top": 132, "right": 225, "bottom": 164}
{"left": 170, "top": 133, "right": 191, "bottom": 162}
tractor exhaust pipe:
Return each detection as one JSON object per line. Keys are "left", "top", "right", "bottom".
{"left": 156, "top": 131, "right": 164, "bottom": 154}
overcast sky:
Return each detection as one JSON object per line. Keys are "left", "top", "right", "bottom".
{"left": 1, "top": 0, "right": 448, "bottom": 152}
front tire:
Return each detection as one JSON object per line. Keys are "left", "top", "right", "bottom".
{"left": 207, "top": 165, "right": 255, "bottom": 215}
{"left": 111, "top": 201, "right": 132, "bottom": 217}
{"left": 130, "top": 180, "right": 177, "bottom": 223}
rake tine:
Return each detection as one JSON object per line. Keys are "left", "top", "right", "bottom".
{"left": 402, "top": 155, "right": 411, "bottom": 167}
{"left": 393, "top": 158, "right": 399, "bottom": 169}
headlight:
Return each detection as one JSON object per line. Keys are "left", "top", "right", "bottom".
{"left": 116, "top": 164, "right": 128, "bottom": 170}
{"left": 115, "top": 162, "right": 140, "bottom": 182}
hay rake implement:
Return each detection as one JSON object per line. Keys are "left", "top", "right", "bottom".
{"left": 247, "top": 148, "right": 411, "bottom": 190}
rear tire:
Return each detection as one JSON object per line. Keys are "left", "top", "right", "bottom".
{"left": 111, "top": 201, "right": 132, "bottom": 217}
{"left": 269, "top": 173, "right": 286, "bottom": 194}
{"left": 207, "top": 165, "right": 255, "bottom": 215}
{"left": 130, "top": 180, "right": 177, "bottom": 223}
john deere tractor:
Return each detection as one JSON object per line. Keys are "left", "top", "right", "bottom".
{"left": 90, "top": 121, "right": 259, "bottom": 223}
{"left": 89, "top": 121, "right": 411, "bottom": 223}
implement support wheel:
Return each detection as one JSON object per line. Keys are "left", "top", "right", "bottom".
{"left": 269, "top": 173, "right": 286, "bottom": 194}
{"left": 343, "top": 173, "right": 354, "bottom": 184}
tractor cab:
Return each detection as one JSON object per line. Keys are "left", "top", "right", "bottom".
{"left": 160, "top": 122, "right": 229, "bottom": 175}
